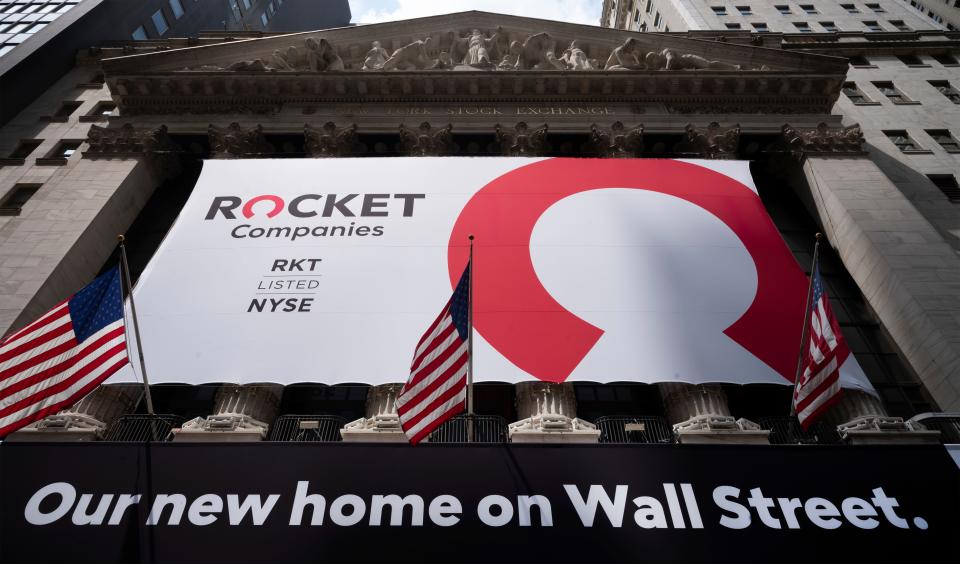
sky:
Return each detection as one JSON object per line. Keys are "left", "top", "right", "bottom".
{"left": 349, "top": 0, "right": 603, "bottom": 26}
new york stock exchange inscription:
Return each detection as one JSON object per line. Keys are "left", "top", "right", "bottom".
{"left": 332, "top": 104, "right": 645, "bottom": 118}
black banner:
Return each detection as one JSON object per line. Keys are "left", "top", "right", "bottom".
{"left": 1, "top": 443, "right": 958, "bottom": 563}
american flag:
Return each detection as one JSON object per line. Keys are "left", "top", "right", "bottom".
{"left": 793, "top": 260, "right": 848, "bottom": 429}
{"left": 0, "top": 266, "right": 129, "bottom": 438}
{"left": 396, "top": 263, "right": 470, "bottom": 445}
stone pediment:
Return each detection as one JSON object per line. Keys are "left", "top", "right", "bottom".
{"left": 99, "top": 11, "right": 848, "bottom": 116}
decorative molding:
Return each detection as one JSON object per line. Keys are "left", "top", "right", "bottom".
{"left": 589, "top": 121, "right": 643, "bottom": 158}
{"left": 208, "top": 122, "right": 275, "bottom": 159}
{"left": 781, "top": 122, "right": 865, "bottom": 159}
{"left": 399, "top": 122, "right": 453, "bottom": 156}
{"left": 683, "top": 122, "right": 741, "bottom": 159}
{"left": 85, "top": 123, "right": 177, "bottom": 156}
{"left": 495, "top": 122, "right": 548, "bottom": 156}
{"left": 304, "top": 122, "right": 358, "bottom": 158}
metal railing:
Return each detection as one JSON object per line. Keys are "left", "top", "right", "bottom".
{"left": 103, "top": 414, "right": 182, "bottom": 442}
{"left": 596, "top": 416, "right": 674, "bottom": 444}
{"left": 268, "top": 415, "right": 346, "bottom": 442}
{"left": 758, "top": 416, "right": 841, "bottom": 445}
{"left": 908, "top": 412, "right": 960, "bottom": 443}
{"left": 429, "top": 415, "right": 509, "bottom": 443}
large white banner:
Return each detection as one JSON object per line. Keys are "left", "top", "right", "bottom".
{"left": 109, "top": 158, "right": 871, "bottom": 392}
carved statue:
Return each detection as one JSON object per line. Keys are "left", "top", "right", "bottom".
{"left": 561, "top": 40, "right": 594, "bottom": 70}
{"left": 645, "top": 48, "right": 740, "bottom": 71}
{"left": 305, "top": 122, "right": 358, "bottom": 158}
{"left": 590, "top": 122, "right": 643, "bottom": 157}
{"left": 227, "top": 59, "right": 270, "bottom": 72}
{"left": 428, "top": 51, "right": 455, "bottom": 70}
{"left": 305, "top": 37, "right": 344, "bottom": 71}
{"left": 497, "top": 40, "right": 522, "bottom": 70}
{"left": 270, "top": 46, "right": 300, "bottom": 70}
{"left": 382, "top": 38, "right": 434, "bottom": 71}
{"left": 451, "top": 28, "right": 501, "bottom": 67}
{"left": 496, "top": 122, "right": 548, "bottom": 156}
{"left": 517, "top": 33, "right": 565, "bottom": 70}
{"left": 363, "top": 41, "right": 390, "bottom": 70}
{"left": 603, "top": 38, "right": 644, "bottom": 70}
{"left": 399, "top": 122, "right": 453, "bottom": 156}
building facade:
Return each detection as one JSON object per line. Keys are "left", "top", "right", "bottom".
{"left": 0, "top": 10, "right": 957, "bottom": 562}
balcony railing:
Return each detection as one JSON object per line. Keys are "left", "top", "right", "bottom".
{"left": 758, "top": 416, "right": 841, "bottom": 445}
{"left": 268, "top": 415, "right": 346, "bottom": 442}
{"left": 596, "top": 415, "right": 674, "bottom": 444}
{"left": 103, "top": 414, "right": 182, "bottom": 442}
{"left": 429, "top": 415, "right": 509, "bottom": 443}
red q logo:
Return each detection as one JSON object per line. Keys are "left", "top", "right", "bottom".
{"left": 448, "top": 158, "right": 833, "bottom": 384}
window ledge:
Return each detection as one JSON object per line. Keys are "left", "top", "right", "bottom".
{"left": 0, "top": 158, "right": 26, "bottom": 166}
{"left": 943, "top": 149, "right": 960, "bottom": 154}
{"left": 0, "top": 207, "right": 22, "bottom": 216}
{"left": 901, "top": 149, "right": 935, "bottom": 155}
{"left": 892, "top": 101, "right": 922, "bottom": 105}
{"left": 79, "top": 115, "right": 109, "bottom": 123}
{"left": 852, "top": 101, "right": 882, "bottom": 106}
{"left": 75, "top": 82, "right": 105, "bottom": 89}
{"left": 34, "top": 157, "right": 67, "bottom": 166}
{"left": 40, "top": 116, "right": 70, "bottom": 123}
{"left": 850, "top": 65, "right": 878, "bottom": 69}
{"left": 905, "top": 64, "right": 931, "bottom": 68}
{"left": 940, "top": 64, "right": 960, "bottom": 68}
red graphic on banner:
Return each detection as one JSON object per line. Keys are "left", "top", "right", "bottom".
{"left": 449, "top": 158, "right": 807, "bottom": 383}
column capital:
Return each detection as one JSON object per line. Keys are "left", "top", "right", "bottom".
{"left": 208, "top": 122, "right": 275, "bottom": 159}
{"left": 83, "top": 124, "right": 182, "bottom": 178}
{"left": 589, "top": 121, "right": 643, "bottom": 158}
{"left": 781, "top": 122, "right": 865, "bottom": 160}
{"left": 399, "top": 122, "right": 453, "bottom": 156}
{"left": 305, "top": 122, "right": 358, "bottom": 158}
{"left": 495, "top": 122, "right": 549, "bottom": 156}
{"left": 684, "top": 121, "right": 740, "bottom": 159}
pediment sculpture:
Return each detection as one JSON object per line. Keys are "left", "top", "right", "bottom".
{"left": 194, "top": 37, "right": 344, "bottom": 72}
{"left": 450, "top": 28, "right": 502, "bottom": 68}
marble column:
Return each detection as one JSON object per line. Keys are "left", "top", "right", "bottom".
{"left": 658, "top": 383, "right": 769, "bottom": 444}
{"left": 508, "top": 382, "right": 599, "bottom": 443}
{"left": 174, "top": 384, "right": 283, "bottom": 442}
{"left": 340, "top": 383, "right": 408, "bottom": 442}
{"left": 830, "top": 389, "right": 939, "bottom": 444}
{"left": 7, "top": 384, "right": 141, "bottom": 441}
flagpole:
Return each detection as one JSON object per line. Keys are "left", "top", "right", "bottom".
{"left": 467, "top": 235, "right": 475, "bottom": 443}
{"left": 118, "top": 235, "right": 157, "bottom": 418}
{"left": 791, "top": 232, "right": 822, "bottom": 416}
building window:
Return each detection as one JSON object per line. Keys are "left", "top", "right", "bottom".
{"left": 5, "top": 139, "right": 43, "bottom": 161}
{"left": 932, "top": 52, "right": 959, "bottom": 65}
{"left": 50, "top": 101, "right": 82, "bottom": 121}
{"left": 889, "top": 20, "right": 911, "bottom": 31}
{"left": 897, "top": 54, "right": 926, "bottom": 66}
{"left": 799, "top": 4, "right": 817, "bottom": 14}
{"left": 132, "top": 25, "right": 148, "bottom": 40}
{"left": 48, "top": 140, "right": 83, "bottom": 160}
{"left": 775, "top": 5, "right": 791, "bottom": 15}
{"left": 261, "top": 12, "right": 269, "bottom": 27}
{"left": 639, "top": 21, "right": 648, "bottom": 31}
{"left": 842, "top": 82, "right": 874, "bottom": 104}
{"left": 654, "top": 11, "right": 662, "bottom": 28}
{"left": 0, "top": 184, "right": 41, "bottom": 216}
{"left": 634, "top": 9, "right": 641, "bottom": 24}
{"left": 930, "top": 81, "right": 960, "bottom": 103}
{"left": 752, "top": 22, "right": 768, "bottom": 32}
{"left": 928, "top": 174, "right": 960, "bottom": 201}
{"left": 841, "top": 3, "right": 859, "bottom": 13}
{"left": 873, "top": 82, "right": 914, "bottom": 104}
{"left": 169, "top": 0, "right": 184, "bottom": 20}
{"left": 243, "top": 0, "right": 252, "bottom": 9}
{"left": 81, "top": 101, "right": 117, "bottom": 121}
{"left": 736, "top": 6, "right": 752, "bottom": 16}
{"left": 849, "top": 55, "right": 873, "bottom": 67}
{"left": 645, "top": 0, "right": 653, "bottom": 14}
{"left": 883, "top": 130, "right": 923, "bottom": 152}
{"left": 863, "top": 20, "right": 883, "bottom": 31}
{"left": 794, "top": 22, "right": 812, "bottom": 32}
{"left": 820, "top": 21, "right": 838, "bottom": 32}
{"left": 268, "top": 2, "right": 276, "bottom": 16}
{"left": 151, "top": 9, "right": 169, "bottom": 36}
{"left": 925, "top": 130, "right": 960, "bottom": 153}
{"left": 712, "top": 6, "right": 727, "bottom": 16}
{"left": 865, "top": 3, "right": 885, "bottom": 12}
{"left": 726, "top": 23, "right": 742, "bottom": 29}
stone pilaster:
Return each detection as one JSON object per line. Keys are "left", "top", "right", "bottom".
{"left": 658, "top": 383, "right": 769, "bottom": 444}
{"left": 173, "top": 384, "right": 283, "bottom": 442}
{"left": 829, "top": 389, "right": 940, "bottom": 444}
{"left": 789, "top": 131, "right": 960, "bottom": 412}
{"left": 508, "top": 382, "right": 599, "bottom": 443}
{"left": 84, "top": 123, "right": 182, "bottom": 180}
{"left": 340, "top": 383, "right": 407, "bottom": 442}
{"left": 6, "top": 384, "right": 141, "bottom": 442}
{"left": 683, "top": 122, "right": 740, "bottom": 159}
{"left": 399, "top": 122, "right": 453, "bottom": 156}
{"left": 495, "top": 122, "right": 548, "bottom": 156}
